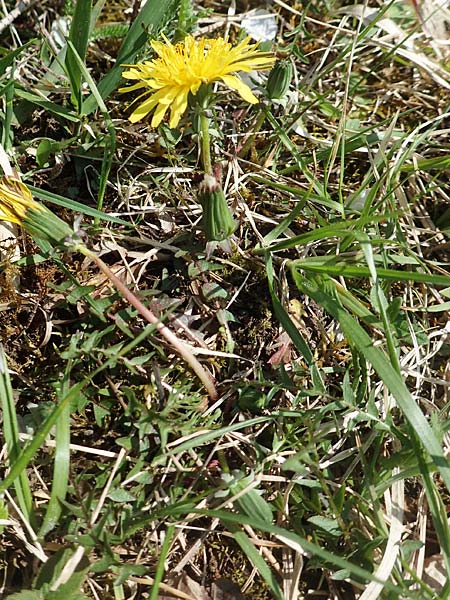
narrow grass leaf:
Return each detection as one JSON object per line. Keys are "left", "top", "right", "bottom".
{"left": 0, "top": 40, "right": 36, "bottom": 79}
{"left": 399, "top": 155, "right": 450, "bottom": 172}
{"left": 149, "top": 524, "right": 175, "bottom": 600}
{"left": 67, "top": 40, "right": 116, "bottom": 214}
{"left": 291, "top": 269, "right": 450, "bottom": 493}
{"left": 334, "top": 284, "right": 380, "bottom": 323}
{"left": 0, "top": 346, "right": 34, "bottom": 526}
{"left": 415, "top": 441, "right": 450, "bottom": 581}
{"left": 157, "top": 416, "right": 271, "bottom": 459}
{"left": 65, "top": 0, "right": 92, "bottom": 110}
{"left": 1, "top": 78, "right": 14, "bottom": 151}
{"left": 358, "top": 233, "right": 401, "bottom": 373}
{"left": 264, "top": 109, "right": 332, "bottom": 205}
{"left": 225, "top": 522, "right": 284, "bottom": 600}
{"left": 252, "top": 176, "right": 342, "bottom": 212}
{"left": 260, "top": 190, "right": 308, "bottom": 245}
{"left": 39, "top": 365, "right": 72, "bottom": 537}
{"left": 265, "top": 253, "right": 314, "bottom": 366}
{"left": 27, "top": 185, "right": 129, "bottom": 226}
{"left": 90, "top": 0, "right": 107, "bottom": 30}
{"left": 292, "top": 260, "right": 450, "bottom": 288}
{"left": 256, "top": 213, "right": 400, "bottom": 254}
{"left": 14, "top": 89, "right": 79, "bottom": 122}
{"left": 200, "top": 509, "right": 404, "bottom": 595}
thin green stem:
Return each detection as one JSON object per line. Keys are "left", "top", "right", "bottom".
{"left": 200, "top": 112, "right": 212, "bottom": 175}
{"left": 78, "top": 246, "right": 218, "bottom": 401}
{"left": 149, "top": 525, "right": 175, "bottom": 600}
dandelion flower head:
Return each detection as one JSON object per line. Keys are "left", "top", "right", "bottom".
{"left": 120, "top": 34, "right": 275, "bottom": 128}
{"left": 0, "top": 176, "right": 78, "bottom": 247}
{"left": 0, "top": 176, "right": 44, "bottom": 225}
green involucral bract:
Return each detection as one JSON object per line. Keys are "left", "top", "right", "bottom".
{"left": 24, "top": 206, "right": 79, "bottom": 248}
{"left": 266, "top": 60, "right": 293, "bottom": 101}
{"left": 198, "top": 174, "right": 236, "bottom": 242}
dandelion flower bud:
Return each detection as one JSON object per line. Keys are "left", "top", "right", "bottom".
{"left": 266, "top": 59, "right": 293, "bottom": 101}
{"left": 198, "top": 174, "right": 236, "bottom": 242}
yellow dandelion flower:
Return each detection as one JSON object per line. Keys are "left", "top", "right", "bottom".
{"left": 0, "top": 176, "right": 77, "bottom": 247}
{"left": 0, "top": 177, "right": 43, "bottom": 224}
{"left": 120, "top": 34, "right": 275, "bottom": 128}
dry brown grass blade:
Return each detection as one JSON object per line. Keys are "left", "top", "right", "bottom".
{"left": 84, "top": 249, "right": 218, "bottom": 401}
{"left": 0, "top": 1, "right": 35, "bottom": 36}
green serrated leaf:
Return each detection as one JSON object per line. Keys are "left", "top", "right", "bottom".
{"left": 107, "top": 488, "right": 136, "bottom": 503}
{"left": 234, "top": 488, "right": 273, "bottom": 525}
{"left": 228, "top": 474, "right": 273, "bottom": 525}
{"left": 113, "top": 564, "right": 147, "bottom": 587}
{"left": 308, "top": 515, "right": 341, "bottom": 537}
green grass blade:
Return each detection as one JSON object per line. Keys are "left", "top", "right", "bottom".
{"left": 157, "top": 417, "right": 272, "bottom": 460}
{"left": 252, "top": 175, "right": 344, "bottom": 213}
{"left": 15, "top": 89, "right": 80, "bottom": 122}
{"left": 255, "top": 214, "right": 400, "bottom": 254}
{"left": 266, "top": 253, "right": 314, "bottom": 365}
{"left": 27, "top": 185, "right": 129, "bottom": 226}
{"left": 225, "top": 522, "right": 284, "bottom": 600}
{"left": 263, "top": 108, "right": 332, "bottom": 205}
{"left": 266, "top": 253, "right": 325, "bottom": 392}
{"left": 400, "top": 154, "right": 450, "bottom": 172}
{"left": 149, "top": 524, "right": 175, "bottom": 600}
{"left": 334, "top": 283, "right": 380, "bottom": 323}
{"left": 291, "top": 259, "right": 450, "bottom": 287}
{"left": 1, "top": 78, "right": 14, "bottom": 151}
{"left": 260, "top": 189, "right": 308, "bottom": 245}
{"left": 39, "top": 364, "right": 72, "bottom": 537}
{"left": 358, "top": 233, "right": 402, "bottom": 374}
{"left": 83, "top": 0, "right": 178, "bottom": 114}
{"left": 291, "top": 268, "right": 450, "bottom": 494}
{"left": 67, "top": 40, "right": 116, "bottom": 214}
{"left": 415, "top": 441, "right": 450, "bottom": 582}
{"left": 199, "top": 509, "right": 405, "bottom": 595}
{"left": 0, "top": 40, "right": 36, "bottom": 72}
{"left": 0, "top": 346, "right": 35, "bottom": 526}
{"left": 65, "top": 0, "right": 92, "bottom": 110}
{"left": 90, "top": 0, "right": 107, "bottom": 30}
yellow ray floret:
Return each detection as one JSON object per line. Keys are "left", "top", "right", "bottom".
{"left": 120, "top": 35, "right": 275, "bottom": 128}
{"left": 0, "top": 176, "right": 77, "bottom": 247}
{"left": 0, "top": 176, "right": 43, "bottom": 225}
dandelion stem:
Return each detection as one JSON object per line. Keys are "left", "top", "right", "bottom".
{"left": 200, "top": 112, "right": 213, "bottom": 175}
{"left": 78, "top": 246, "right": 218, "bottom": 401}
